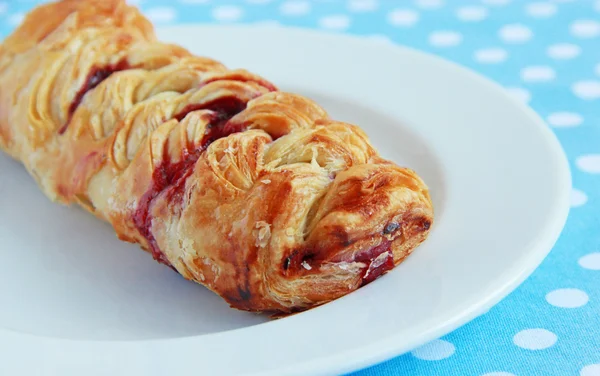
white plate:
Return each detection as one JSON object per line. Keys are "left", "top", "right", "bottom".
{"left": 0, "top": 25, "right": 570, "bottom": 376}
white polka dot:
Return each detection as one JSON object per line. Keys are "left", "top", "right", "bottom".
{"left": 547, "top": 112, "right": 583, "bottom": 127}
{"left": 581, "top": 364, "right": 600, "bottom": 376}
{"left": 576, "top": 154, "right": 600, "bottom": 173}
{"left": 505, "top": 87, "right": 531, "bottom": 103}
{"left": 8, "top": 12, "right": 24, "bottom": 27}
{"left": 571, "top": 189, "right": 588, "bottom": 208}
{"left": 482, "top": 373, "right": 517, "bottom": 376}
{"left": 573, "top": 81, "right": 600, "bottom": 100}
{"left": 245, "top": 0, "right": 272, "bottom": 3}
{"left": 579, "top": 253, "right": 600, "bottom": 270}
{"left": 212, "top": 5, "right": 243, "bottom": 22}
{"left": 547, "top": 43, "right": 581, "bottom": 60}
{"left": 347, "top": 0, "right": 378, "bottom": 12}
{"left": 429, "top": 31, "right": 462, "bottom": 47}
{"left": 144, "top": 7, "right": 177, "bottom": 23}
{"left": 456, "top": 6, "right": 488, "bottom": 22}
{"left": 415, "top": 0, "right": 444, "bottom": 9}
{"left": 318, "top": 15, "right": 351, "bottom": 30}
{"left": 474, "top": 48, "right": 508, "bottom": 63}
{"left": 513, "top": 329, "right": 557, "bottom": 350}
{"left": 521, "top": 66, "right": 555, "bottom": 82}
{"left": 570, "top": 20, "right": 600, "bottom": 38}
{"left": 483, "top": 0, "right": 511, "bottom": 6}
{"left": 526, "top": 2, "right": 557, "bottom": 18}
{"left": 280, "top": 1, "right": 311, "bottom": 16}
{"left": 411, "top": 339, "right": 455, "bottom": 360}
{"left": 499, "top": 24, "right": 533, "bottom": 43}
{"left": 387, "top": 9, "right": 419, "bottom": 27}
{"left": 546, "top": 288, "right": 589, "bottom": 308}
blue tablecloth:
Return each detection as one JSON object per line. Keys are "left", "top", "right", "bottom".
{"left": 3, "top": 1, "right": 598, "bottom": 375}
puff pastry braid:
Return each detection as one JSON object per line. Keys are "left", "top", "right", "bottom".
{"left": 0, "top": 0, "right": 434, "bottom": 313}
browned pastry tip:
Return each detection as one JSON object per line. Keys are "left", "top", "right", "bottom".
{"left": 0, "top": 0, "right": 434, "bottom": 313}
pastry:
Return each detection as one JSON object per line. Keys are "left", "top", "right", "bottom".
{"left": 0, "top": 0, "right": 434, "bottom": 314}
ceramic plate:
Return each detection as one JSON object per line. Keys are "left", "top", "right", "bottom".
{"left": 0, "top": 25, "right": 570, "bottom": 376}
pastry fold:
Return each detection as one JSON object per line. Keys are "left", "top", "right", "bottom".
{"left": 0, "top": 0, "right": 434, "bottom": 313}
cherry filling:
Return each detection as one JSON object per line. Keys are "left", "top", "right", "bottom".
{"left": 132, "top": 96, "right": 248, "bottom": 266}
{"left": 60, "top": 60, "right": 131, "bottom": 134}
{"left": 283, "top": 237, "right": 394, "bottom": 286}
{"left": 355, "top": 239, "right": 394, "bottom": 286}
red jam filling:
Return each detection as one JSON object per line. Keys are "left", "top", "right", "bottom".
{"left": 132, "top": 96, "right": 248, "bottom": 266}
{"left": 60, "top": 60, "right": 130, "bottom": 134}
{"left": 283, "top": 237, "right": 394, "bottom": 286}
{"left": 355, "top": 239, "right": 394, "bottom": 286}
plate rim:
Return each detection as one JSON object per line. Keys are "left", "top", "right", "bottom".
{"left": 0, "top": 23, "right": 571, "bottom": 376}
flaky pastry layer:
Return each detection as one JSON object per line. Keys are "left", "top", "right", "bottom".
{"left": 0, "top": 0, "right": 434, "bottom": 313}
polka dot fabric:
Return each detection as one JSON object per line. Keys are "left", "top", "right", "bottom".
{"left": 1, "top": 1, "right": 598, "bottom": 375}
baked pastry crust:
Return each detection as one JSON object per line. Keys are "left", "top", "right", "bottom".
{"left": 0, "top": 0, "right": 434, "bottom": 313}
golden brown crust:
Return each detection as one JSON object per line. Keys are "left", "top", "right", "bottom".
{"left": 0, "top": 0, "right": 434, "bottom": 313}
